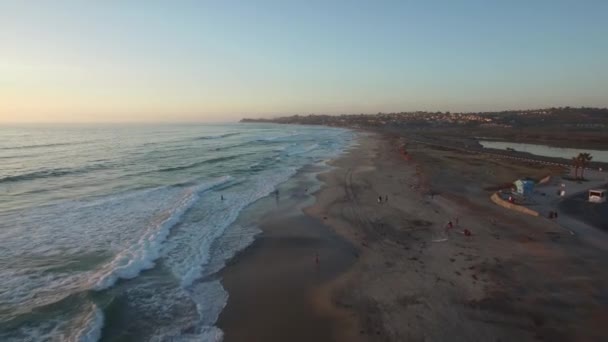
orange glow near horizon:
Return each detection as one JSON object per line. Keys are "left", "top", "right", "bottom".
{"left": 2, "top": 2, "right": 607, "bottom": 123}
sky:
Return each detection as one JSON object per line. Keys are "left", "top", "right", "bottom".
{"left": 1, "top": 0, "right": 607, "bottom": 123}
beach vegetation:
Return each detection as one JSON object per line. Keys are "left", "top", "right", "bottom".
{"left": 571, "top": 152, "right": 593, "bottom": 180}
{"left": 577, "top": 152, "right": 593, "bottom": 179}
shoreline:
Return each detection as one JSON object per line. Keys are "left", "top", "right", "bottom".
{"left": 216, "top": 145, "right": 360, "bottom": 341}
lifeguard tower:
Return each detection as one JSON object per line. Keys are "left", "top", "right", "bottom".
{"left": 514, "top": 179, "right": 535, "bottom": 196}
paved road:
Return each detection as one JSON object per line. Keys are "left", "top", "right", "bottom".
{"left": 559, "top": 191, "right": 608, "bottom": 231}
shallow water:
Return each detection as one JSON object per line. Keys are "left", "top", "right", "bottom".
{"left": 0, "top": 123, "right": 354, "bottom": 341}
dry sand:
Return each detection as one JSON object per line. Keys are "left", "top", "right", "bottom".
{"left": 220, "top": 131, "right": 608, "bottom": 341}
{"left": 306, "top": 132, "right": 608, "bottom": 341}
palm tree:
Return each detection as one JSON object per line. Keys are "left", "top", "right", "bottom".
{"left": 578, "top": 153, "right": 593, "bottom": 179}
{"left": 571, "top": 156, "right": 580, "bottom": 179}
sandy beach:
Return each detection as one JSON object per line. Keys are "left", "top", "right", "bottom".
{"left": 217, "top": 162, "right": 359, "bottom": 342}
{"left": 5, "top": 3, "right": 608, "bottom": 341}
{"left": 219, "top": 131, "right": 608, "bottom": 341}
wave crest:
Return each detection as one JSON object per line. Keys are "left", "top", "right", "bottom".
{"left": 90, "top": 176, "right": 232, "bottom": 291}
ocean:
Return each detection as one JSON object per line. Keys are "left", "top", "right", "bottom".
{"left": 0, "top": 123, "right": 354, "bottom": 341}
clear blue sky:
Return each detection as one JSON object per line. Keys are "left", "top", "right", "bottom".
{"left": 1, "top": 0, "right": 607, "bottom": 122}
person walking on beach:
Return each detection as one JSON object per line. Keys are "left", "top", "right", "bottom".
{"left": 274, "top": 189, "right": 280, "bottom": 205}
{"left": 378, "top": 196, "right": 382, "bottom": 204}
{"left": 444, "top": 220, "right": 453, "bottom": 234}
{"left": 221, "top": 195, "right": 224, "bottom": 201}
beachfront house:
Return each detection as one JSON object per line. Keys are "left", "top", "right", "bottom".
{"left": 514, "top": 179, "right": 535, "bottom": 196}
{"left": 588, "top": 189, "right": 606, "bottom": 203}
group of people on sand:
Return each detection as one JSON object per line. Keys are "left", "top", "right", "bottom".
{"left": 445, "top": 216, "right": 472, "bottom": 236}
{"left": 377, "top": 195, "right": 388, "bottom": 204}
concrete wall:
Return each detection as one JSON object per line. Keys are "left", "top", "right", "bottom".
{"left": 490, "top": 192, "right": 540, "bottom": 217}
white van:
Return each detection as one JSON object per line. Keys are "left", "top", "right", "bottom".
{"left": 588, "top": 189, "right": 606, "bottom": 203}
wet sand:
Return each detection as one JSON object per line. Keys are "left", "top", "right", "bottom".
{"left": 218, "top": 131, "right": 608, "bottom": 341}
{"left": 217, "top": 165, "right": 358, "bottom": 342}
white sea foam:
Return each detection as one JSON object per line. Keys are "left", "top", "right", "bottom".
{"left": 90, "top": 190, "right": 195, "bottom": 290}
{"left": 91, "top": 176, "right": 232, "bottom": 291}
{"left": 73, "top": 304, "right": 104, "bottom": 342}
{"left": 150, "top": 327, "right": 223, "bottom": 342}
{"left": 162, "top": 169, "right": 295, "bottom": 289}
{"left": 158, "top": 169, "right": 295, "bottom": 341}
{"left": 0, "top": 180, "right": 233, "bottom": 342}
{"left": 0, "top": 124, "right": 355, "bottom": 342}
{"left": 189, "top": 280, "right": 228, "bottom": 327}
{"left": 0, "top": 187, "right": 183, "bottom": 316}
